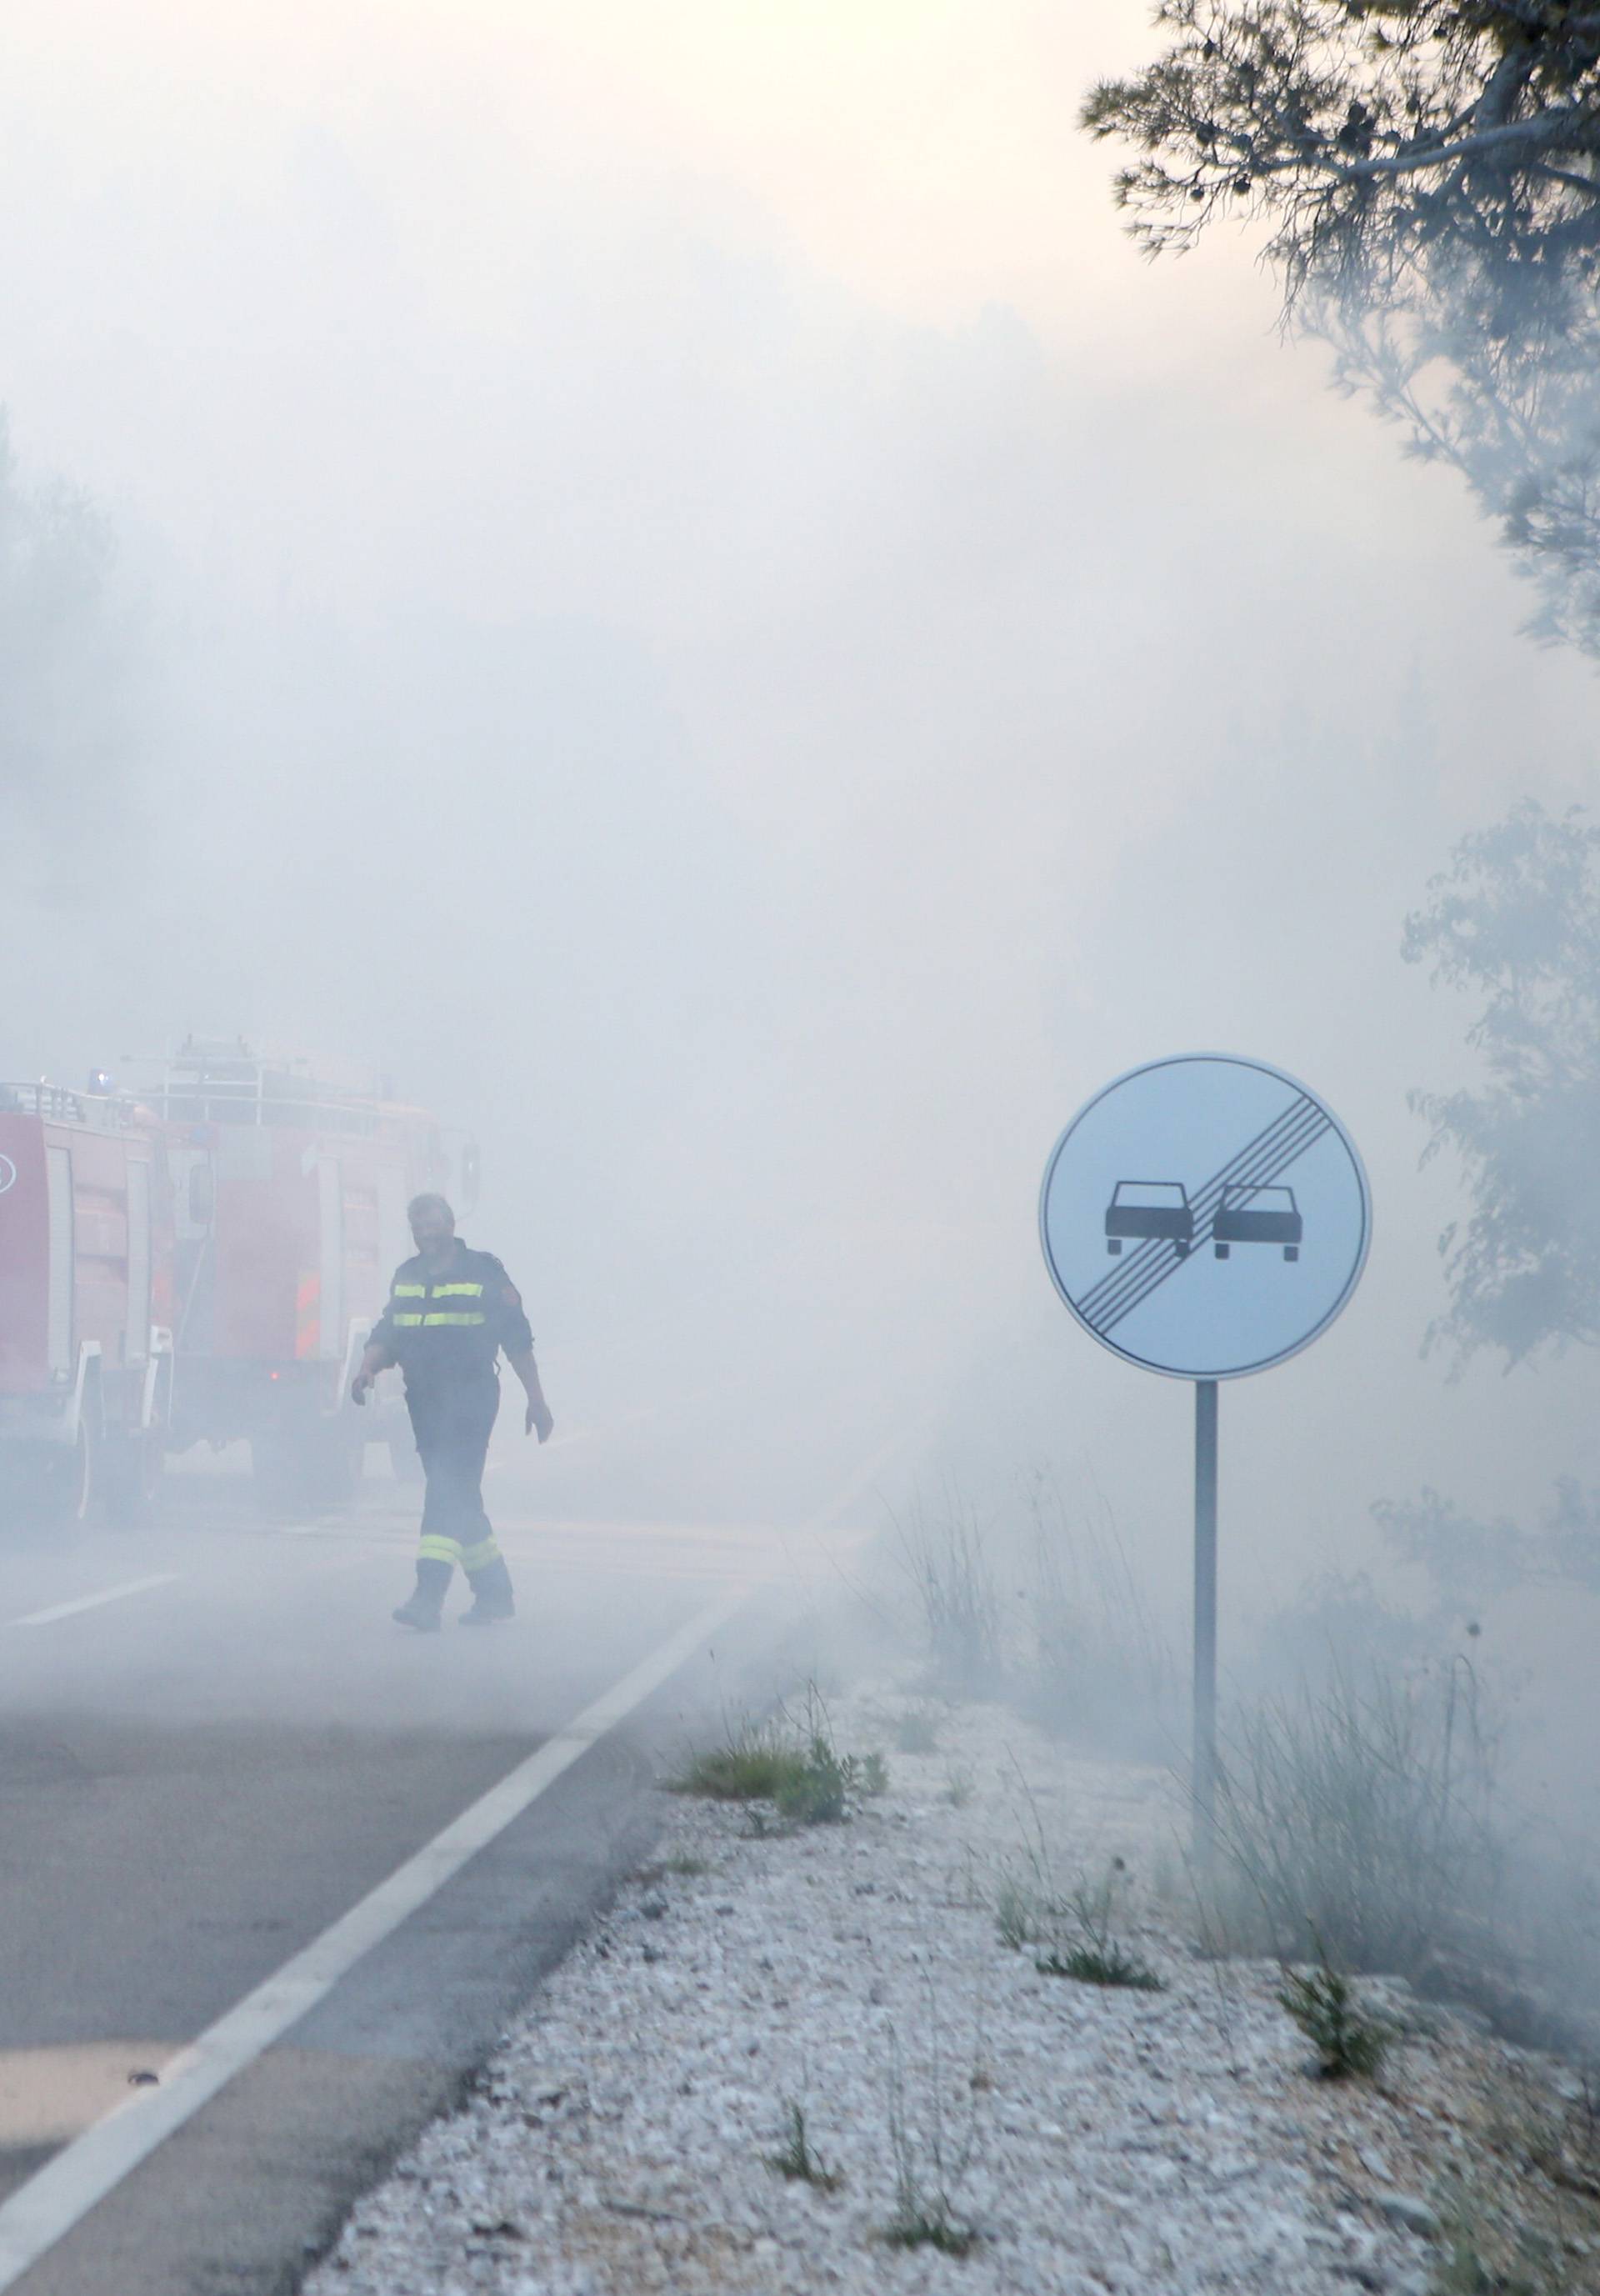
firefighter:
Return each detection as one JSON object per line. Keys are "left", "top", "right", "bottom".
{"left": 352, "top": 1193, "right": 553, "bottom": 1629}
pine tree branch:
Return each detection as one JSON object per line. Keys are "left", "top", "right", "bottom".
{"left": 1248, "top": 108, "right": 1600, "bottom": 188}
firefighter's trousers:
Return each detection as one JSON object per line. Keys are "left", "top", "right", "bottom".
{"left": 406, "top": 1378, "right": 507, "bottom": 1581}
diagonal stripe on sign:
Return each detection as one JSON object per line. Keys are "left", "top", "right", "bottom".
{"left": 1078, "top": 1095, "right": 1319, "bottom": 1321}
{"left": 1092, "top": 1103, "right": 1329, "bottom": 1328}
{"left": 1097, "top": 1109, "right": 1329, "bottom": 1333}
{"left": 1078, "top": 1096, "right": 1319, "bottom": 1322}
{"left": 1078, "top": 1096, "right": 1322, "bottom": 1325}
{"left": 1070, "top": 1094, "right": 1332, "bottom": 1337}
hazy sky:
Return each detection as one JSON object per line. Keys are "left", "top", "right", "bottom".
{"left": 3, "top": 1, "right": 1597, "bottom": 1610}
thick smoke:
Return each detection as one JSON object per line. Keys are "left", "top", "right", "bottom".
{"left": 0, "top": 6, "right": 1597, "bottom": 1823}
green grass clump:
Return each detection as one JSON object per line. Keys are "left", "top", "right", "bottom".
{"left": 669, "top": 1722, "right": 816, "bottom": 1805}
{"left": 882, "top": 2213, "right": 978, "bottom": 2256}
{"left": 1037, "top": 1942, "right": 1164, "bottom": 1991}
{"left": 1008, "top": 1859, "right": 1162, "bottom": 1992}
{"left": 776, "top": 1737, "right": 852, "bottom": 1824}
{"left": 668, "top": 1694, "right": 885, "bottom": 1828}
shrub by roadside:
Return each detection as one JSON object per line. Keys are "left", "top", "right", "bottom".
{"left": 667, "top": 1690, "right": 888, "bottom": 1827}
{"left": 307, "top": 1684, "right": 1600, "bottom": 2296}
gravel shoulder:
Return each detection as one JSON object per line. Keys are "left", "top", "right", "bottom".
{"left": 307, "top": 1683, "right": 1600, "bottom": 2296}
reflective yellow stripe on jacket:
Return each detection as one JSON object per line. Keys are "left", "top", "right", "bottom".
{"left": 389, "top": 1276, "right": 488, "bottom": 1330}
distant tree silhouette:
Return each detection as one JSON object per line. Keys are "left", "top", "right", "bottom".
{"left": 0, "top": 413, "right": 149, "bottom": 884}
{"left": 1404, "top": 798, "right": 1600, "bottom": 1366}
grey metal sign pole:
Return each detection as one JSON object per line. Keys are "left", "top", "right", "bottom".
{"left": 1192, "top": 1379, "right": 1218, "bottom": 1858}
{"left": 1038, "top": 1053, "right": 1371, "bottom": 1870}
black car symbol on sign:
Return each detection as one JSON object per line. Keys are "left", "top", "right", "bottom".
{"left": 1104, "top": 1181, "right": 1193, "bottom": 1257}
{"left": 1212, "top": 1184, "right": 1302, "bottom": 1261}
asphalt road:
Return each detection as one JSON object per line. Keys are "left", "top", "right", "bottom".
{"left": 0, "top": 1460, "right": 827, "bottom": 2295}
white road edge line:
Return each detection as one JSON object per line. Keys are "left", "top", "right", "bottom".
{"left": 0, "top": 1590, "right": 746, "bottom": 2292}
{"left": 8, "top": 1575, "right": 182, "bottom": 1628}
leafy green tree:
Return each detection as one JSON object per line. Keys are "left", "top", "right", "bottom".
{"left": 1402, "top": 798, "right": 1600, "bottom": 1365}
{"left": 1368, "top": 800, "right": 1600, "bottom": 1603}
{"left": 1375, "top": 1477, "right": 1600, "bottom": 1598}
{"left": 1081, "top": 3, "right": 1600, "bottom": 654}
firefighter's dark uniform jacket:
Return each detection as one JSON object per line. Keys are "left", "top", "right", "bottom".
{"left": 369, "top": 1240, "right": 533, "bottom": 1389}
{"left": 369, "top": 1240, "right": 533, "bottom": 1576}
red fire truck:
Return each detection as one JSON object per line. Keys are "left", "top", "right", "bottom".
{"left": 0, "top": 1043, "right": 467, "bottom": 1522}
{"left": 0, "top": 1081, "right": 173, "bottom": 1523}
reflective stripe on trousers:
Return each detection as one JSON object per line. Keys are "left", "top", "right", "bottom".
{"left": 407, "top": 1380, "right": 504, "bottom": 1579}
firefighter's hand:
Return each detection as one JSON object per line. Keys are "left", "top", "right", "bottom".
{"left": 526, "top": 1399, "right": 554, "bottom": 1443}
{"left": 351, "top": 1370, "right": 373, "bottom": 1407}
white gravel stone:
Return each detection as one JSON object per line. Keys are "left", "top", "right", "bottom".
{"left": 304, "top": 1684, "right": 1552, "bottom": 2295}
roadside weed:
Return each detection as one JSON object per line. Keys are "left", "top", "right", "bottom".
{"left": 1037, "top": 1939, "right": 1163, "bottom": 1991}
{"left": 879, "top": 2017, "right": 981, "bottom": 2258}
{"left": 667, "top": 1687, "right": 885, "bottom": 1828}
{"left": 1029, "top": 1863, "right": 1164, "bottom": 1992}
{"left": 1277, "top": 1933, "right": 1389, "bottom": 2078}
{"left": 765, "top": 2101, "right": 842, "bottom": 2192}
{"left": 775, "top": 1737, "right": 852, "bottom": 1825}
{"left": 1209, "top": 1658, "right": 1501, "bottom": 1978}
{"left": 668, "top": 1715, "right": 816, "bottom": 1804}
{"left": 892, "top": 1483, "right": 1006, "bottom": 1698}
{"left": 995, "top": 1875, "right": 1044, "bottom": 1950}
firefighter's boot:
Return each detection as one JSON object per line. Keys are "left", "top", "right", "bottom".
{"left": 458, "top": 1554, "right": 515, "bottom": 1627}
{"left": 392, "top": 1558, "right": 452, "bottom": 1632}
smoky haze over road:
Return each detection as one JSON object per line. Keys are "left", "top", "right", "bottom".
{"left": 0, "top": 0, "right": 1595, "bottom": 1846}
{"left": 2, "top": 5, "right": 1596, "bottom": 1591}
{"left": 2, "top": 13, "right": 1600, "bottom": 2276}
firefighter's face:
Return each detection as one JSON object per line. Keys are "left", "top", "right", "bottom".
{"left": 411, "top": 1202, "right": 455, "bottom": 1253}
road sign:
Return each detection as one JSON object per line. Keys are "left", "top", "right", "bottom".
{"left": 0, "top": 1155, "right": 14, "bottom": 1195}
{"left": 1038, "top": 1053, "right": 1371, "bottom": 1382}
{"left": 1038, "top": 1053, "right": 1371, "bottom": 1859}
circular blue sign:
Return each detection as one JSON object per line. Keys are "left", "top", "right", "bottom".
{"left": 1039, "top": 1053, "right": 1371, "bottom": 1379}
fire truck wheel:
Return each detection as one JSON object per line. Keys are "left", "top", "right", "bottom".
{"left": 35, "top": 1416, "right": 98, "bottom": 1530}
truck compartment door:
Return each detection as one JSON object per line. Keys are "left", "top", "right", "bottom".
{"left": 125, "top": 1159, "right": 151, "bottom": 1367}
{"left": 46, "top": 1147, "right": 73, "bottom": 1375}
